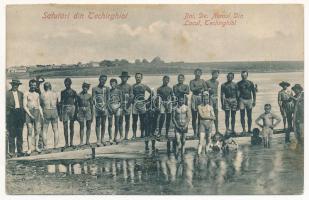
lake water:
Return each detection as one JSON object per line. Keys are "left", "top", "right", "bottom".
{"left": 6, "top": 138, "right": 303, "bottom": 195}
{"left": 6, "top": 72, "right": 304, "bottom": 195}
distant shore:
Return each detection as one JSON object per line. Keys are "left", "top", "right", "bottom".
{"left": 7, "top": 60, "right": 304, "bottom": 79}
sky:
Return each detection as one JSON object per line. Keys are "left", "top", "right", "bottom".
{"left": 6, "top": 4, "right": 304, "bottom": 67}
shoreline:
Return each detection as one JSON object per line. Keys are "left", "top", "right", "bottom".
{"left": 7, "top": 70, "right": 304, "bottom": 80}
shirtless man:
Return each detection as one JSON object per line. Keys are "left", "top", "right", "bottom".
{"left": 24, "top": 79, "right": 44, "bottom": 154}
{"left": 197, "top": 91, "right": 215, "bottom": 155}
{"left": 173, "top": 74, "right": 190, "bottom": 105}
{"left": 118, "top": 71, "right": 133, "bottom": 141}
{"left": 35, "top": 75, "right": 45, "bottom": 149}
{"left": 237, "top": 71, "right": 256, "bottom": 134}
{"left": 60, "top": 78, "right": 78, "bottom": 148}
{"left": 156, "top": 76, "right": 174, "bottom": 138}
{"left": 255, "top": 104, "right": 281, "bottom": 148}
{"left": 172, "top": 96, "right": 191, "bottom": 155}
{"left": 108, "top": 79, "right": 123, "bottom": 144}
{"left": 190, "top": 68, "right": 208, "bottom": 137}
{"left": 92, "top": 74, "right": 110, "bottom": 146}
{"left": 144, "top": 90, "right": 157, "bottom": 151}
{"left": 40, "top": 82, "right": 60, "bottom": 149}
{"left": 132, "top": 73, "right": 152, "bottom": 139}
{"left": 221, "top": 73, "right": 238, "bottom": 134}
{"left": 76, "top": 81, "right": 93, "bottom": 146}
{"left": 206, "top": 70, "right": 220, "bottom": 133}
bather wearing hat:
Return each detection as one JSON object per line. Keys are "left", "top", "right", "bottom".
{"left": 277, "top": 81, "right": 294, "bottom": 143}
{"left": 118, "top": 71, "right": 133, "bottom": 140}
{"left": 6, "top": 79, "right": 26, "bottom": 157}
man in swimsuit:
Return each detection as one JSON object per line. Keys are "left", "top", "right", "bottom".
{"left": 60, "top": 78, "right": 78, "bottom": 148}
{"left": 92, "top": 74, "right": 110, "bottom": 146}
{"left": 6, "top": 79, "right": 25, "bottom": 157}
{"left": 172, "top": 96, "right": 191, "bottom": 155}
{"left": 173, "top": 74, "right": 190, "bottom": 105}
{"left": 237, "top": 71, "right": 256, "bottom": 134}
{"left": 76, "top": 81, "right": 93, "bottom": 146}
{"left": 255, "top": 104, "right": 281, "bottom": 148}
{"left": 108, "top": 78, "right": 123, "bottom": 144}
{"left": 132, "top": 73, "right": 152, "bottom": 139}
{"left": 292, "top": 84, "right": 304, "bottom": 144}
{"left": 278, "top": 81, "right": 294, "bottom": 143}
{"left": 35, "top": 75, "right": 45, "bottom": 149}
{"left": 221, "top": 72, "right": 239, "bottom": 134}
{"left": 24, "top": 79, "right": 44, "bottom": 154}
{"left": 278, "top": 81, "right": 293, "bottom": 131}
{"left": 156, "top": 76, "right": 174, "bottom": 138}
{"left": 197, "top": 91, "right": 215, "bottom": 155}
{"left": 206, "top": 70, "right": 220, "bottom": 133}
{"left": 40, "top": 82, "right": 60, "bottom": 149}
{"left": 190, "top": 68, "right": 208, "bottom": 138}
{"left": 118, "top": 71, "right": 133, "bottom": 141}
{"left": 144, "top": 90, "right": 157, "bottom": 151}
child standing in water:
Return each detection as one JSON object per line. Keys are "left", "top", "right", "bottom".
{"left": 255, "top": 104, "right": 281, "bottom": 148}
{"left": 197, "top": 91, "right": 215, "bottom": 155}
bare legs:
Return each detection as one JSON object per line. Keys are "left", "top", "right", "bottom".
{"left": 240, "top": 108, "right": 252, "bottom": 133}
{"left": 96, "top": 116, "right": 107, "bottom": 145}
{"left": 27, "top": 121, "right": 42, "bottom": 153}
{"left": 42, "top": 122, "right": 59, "bottom": 149}
{"left": 197, "top": 130, "right": 211, "bottom": 155}
{"left": 63, "top": 120, "right": 74, "bottom": 147}
{"left": 119, "top": 114, "right": 130, "bottom": 140}
{"left": 225, "top": 110, "right": 236, "bottom": 133}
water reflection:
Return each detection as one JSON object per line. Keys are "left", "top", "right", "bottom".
{"left": 7, "top": 143, "right": 304, "bottom": 195}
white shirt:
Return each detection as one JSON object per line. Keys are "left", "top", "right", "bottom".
{"left": 12, "top": 91, "right": 20, "bottom": 109}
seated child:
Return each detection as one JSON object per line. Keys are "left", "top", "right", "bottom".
{"left": 209, "top": 132, "right": 224, "bottom": 153}
{"left": 222, "top": 134, "right": 238, "bottom": 153}
{"left": 255, "top": 104, "right": 281, "bottom": 148}
{"left": 251, "top": 128, "right": 262, "bottom": 145}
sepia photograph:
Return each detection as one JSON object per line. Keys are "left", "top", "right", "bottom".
{"left": 5, "top": 4, "right": 304, "bottom": 195}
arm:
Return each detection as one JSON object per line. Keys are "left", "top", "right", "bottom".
{"left": 185, "top": 84, "right": 190, "bottom": 95}
{"left": 190, "top": 80, "right": 202, "bottom": 93}
{"left": 278, "top": 92, "right": 282, "bottom": 108}
{"left": 56, "top": 96, "right": 60, "bottom": 116}
{"left": 255, "top": 115, "right": 263, "bottom": 128}
{"left": 146, "top": 85, "right": 152, "bottom": 95}
{"left": 272, "top": 113, "right": 281, "bottom": 128}
{"left": 37, "top": 95, "right": 44, "bottom": 119}
{"left": 220, "top": 84, "right": 225, "bottom": 108}
{"left": 172, "top": 111, "right": 179, "bottom": 129}
{"left": 210, "top": 107, "right": 216, "bottom": 120}
{"left": 203, "top": 80, "right": 208, "bottom": 92}
{"left": 251, "top": 82, "right": 256, "bottom": 106}
{"left": 186, "top": 107, "right": 191, "bottom": 128}
{"left": 23, "top": 93, "right": 32, "bottom": 118}
{"left": 89, "top": 95, "right": 93, "bottom": 121}
{"left": 92, "top": 88, "right": 95, "bottom": 105}
{"left": 129, "top": 85, "right": 134, "bottom": 106}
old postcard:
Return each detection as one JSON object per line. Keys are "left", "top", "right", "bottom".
{"left": 5, "top": 4, "right": 304, "bottom": 195}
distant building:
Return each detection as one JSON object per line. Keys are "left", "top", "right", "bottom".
{"left": 7, "top": 66, "right": 28, "bottom": 73}
{"left": 88, "top": 61, "right": 100, "bottom": 67}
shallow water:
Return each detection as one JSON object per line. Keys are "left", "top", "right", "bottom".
{"left": 6, "top": 137, "right": 303, "bottom": 195}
